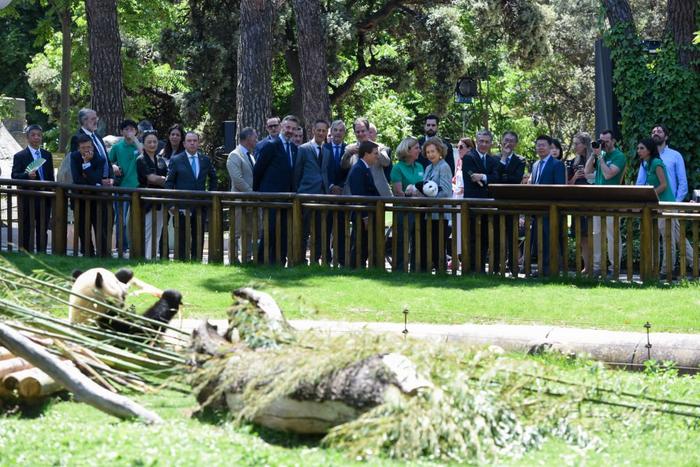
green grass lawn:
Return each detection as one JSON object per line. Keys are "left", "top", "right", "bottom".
{"left": 3, "top": 251, "right": 700, "bottom": 333}
{"left": 2, "top": 356, "right": 700, "bottom": 466}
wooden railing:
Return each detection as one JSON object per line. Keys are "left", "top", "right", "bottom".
{"left": 2, "top": 178, "right": 700, "bottom": 282}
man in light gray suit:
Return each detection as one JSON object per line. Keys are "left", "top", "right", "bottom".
{"left": 294, "top": 119, "right": 331, "bottom": 263}
{"left": 227, "top": 127, "right": 258, "bottom": 260}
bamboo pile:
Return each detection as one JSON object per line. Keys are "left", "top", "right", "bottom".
{"left": 0, "top": 345, "right": 67, "bottom": 403}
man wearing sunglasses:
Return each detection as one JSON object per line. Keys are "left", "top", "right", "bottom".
{"left": 254, "top": 116, "right": 281, "bottom": 158}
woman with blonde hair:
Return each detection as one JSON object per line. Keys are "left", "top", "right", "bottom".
{"left": 390, "top": 137, "right": 424, "bottom": 270}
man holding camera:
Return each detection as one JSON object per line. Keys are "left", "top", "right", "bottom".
{"left": 585, "top": 129, "right": 626, "bottom": 276}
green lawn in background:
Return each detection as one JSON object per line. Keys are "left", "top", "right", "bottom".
{"left": 3, "top": 252, "right": 700, "bottom": 333}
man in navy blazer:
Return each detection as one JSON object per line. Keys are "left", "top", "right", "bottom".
{"left": 324, "top": 119, "right": 348, "bottom": 265}
{"left": 348, "top": 141, "right": 380, "bottom": 268}
{"left": 254, "top": 116, "right": 281, "bottom": 159}
{"left": 165, "top": 131, "right": 218, "bottom": 260}
{"left": 11, "top": 124, "right": 55, "bottom": 252}
{"left": 69, "top": 134, "right": 110, "bottom": 256}
{"left": 69, "top": 108, "right": 115, "bottom": 184}
{"left": 496, "top": 131, "right": 527, "bottom": 270}
{"left": 253, "top": 114, "right": 300, "bottom": 264}
{"left": 463, "top": 130, "right": 502, "bottom": 272}
{"left": 529, "top": 134, "right": 566, "bottom": 275}
{"left": 294, "top": 119, "right": 332, "bottom": 263}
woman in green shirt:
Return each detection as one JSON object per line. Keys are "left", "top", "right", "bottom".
{"left": 637, "top": 138, "right": 674, "bottom": 201}
{"left": 390, "top": 137, "right": 424, "bottom": 271}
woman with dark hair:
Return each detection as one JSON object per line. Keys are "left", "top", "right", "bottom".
{"left": 159, "top": 124, "right": 185, "bottom": 165}
{"left": 637, "top": 138, "right": 673, "bottom": 201}
{"left": 136, "top": 131, "right": 168, "bottom": 259}
{"left": 550, "top": 138, "right": 564, "bottom": 160}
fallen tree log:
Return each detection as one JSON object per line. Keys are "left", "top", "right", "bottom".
{"left": 190, "top": 289, "right": 432, "bottom": 434}
{"left": 0, "top": 322, "right": 162, "bottom": 424}
{"left": 5, "top": 367, "right": 63, "bottom": 399}
{"left": 0, "top": 357, "right": 32, "bottom": 378}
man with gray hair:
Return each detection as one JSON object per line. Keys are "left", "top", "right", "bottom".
{"left": 70, "top": 108, "right": 114, "bottom": 185}
{"left": 227, "top": 127, "right": 258, "bottom": 260}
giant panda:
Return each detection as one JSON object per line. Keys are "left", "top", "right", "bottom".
{"left": 97, "top": 289, "right": 183, "bottom": 338}
{"left": 68, "top": 268, "right": 133, "bottom": 324}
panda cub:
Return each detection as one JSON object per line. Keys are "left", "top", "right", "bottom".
{"left": 68, "top": 268, "right": 134, "bottom": 324}
{"left": 97, "top": 290, "right": 183, "bottom": 337}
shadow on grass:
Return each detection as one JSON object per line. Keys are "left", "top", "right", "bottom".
{"left": 2, "top": 251, "right": 694, "bottom": 295}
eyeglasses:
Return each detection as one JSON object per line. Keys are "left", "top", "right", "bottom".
{"left": 267, "top": 123, "right": 280, "bottom": 129}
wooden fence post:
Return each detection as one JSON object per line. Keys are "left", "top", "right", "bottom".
{"left": 292, "top": 196, "right": 303, "bottom": 266}
{"left": 375, "top": 200, "right": 385, "bottom": 269}
{"left": 130, "top": 191, "right": 144, "bottom": 260}
{"left": 640, "top": 205, "right": 654, "bottom": 282}
{"left": 52, "top": 186, "right": 67, "bottom": 255}
{"left": 209, "top": 195, "right": 223, "bottom": 263}
{"left": 549, "top": 204, "right": 560, "bottom": 278}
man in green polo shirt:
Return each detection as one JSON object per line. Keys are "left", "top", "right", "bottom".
{"left": 109, "top": 119, "right": 142, "bottom": 250}
{"left": 584, "top": 129, "right": 626, "bottom": 275}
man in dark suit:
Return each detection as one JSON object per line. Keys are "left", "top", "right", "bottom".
{"left": 253, "top": 114, "right": 300, "bottom": 264}
{"left": 495, "top": 131, "right": 526, "bottom": 271}
{"left": 69, "top": 108, "right": 115, "bottom": 185}
{"left": 348, "top": 141, "right": 380, "bottom": 268}
{"left": 324, "top": 119, "right": 348, "bottom": 266}
{"left": 165, "top": 131, "right": 218, "bottom": 260}
{"left": 69, "top": 134, "right": 110, "bottom": 256}
{"left": 294, "top": 119, "right": 331, "bottom": 263}
{"left": 11, "top": 124, "right": 55, "bottom": 252}
{"left": 254, "top": 116, "right": 281, "bottom": 159}
{"left": 417, "top": 114, "right": 455, "bottom": 176}
{"left": 530, "top": 134, "right": 566, "bottom": 275}
{"left": 462, "top": 130, "right": 502, "bottom": 273}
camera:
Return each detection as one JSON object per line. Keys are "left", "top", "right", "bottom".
{"left": 591, "top": 140, "right": 601, "bottom": 149}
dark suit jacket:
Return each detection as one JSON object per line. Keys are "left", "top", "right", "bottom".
{"left": 462, "top": 149, "right": 501, "bottom": 198}
{"left": 254, "top": 135, "right": 275, "bottom": 159}
{"left": 417, "top": 135, "right": 455, "bottom": 176}
{"left": 164, "top": 151, "right": 218, "bottom": 191}
{"left": 70, "top": 150, "right": 105, "bottom": 186}
{"left": 69, "top": 128, "right": 114, "bottom": 179}
{"left": 253, "top": 136, "right": 297, "bottom": 192}
{"left": 294, "top": 142, "right": 330, "bottom": 194}
{"left": 324, "top": 142, "right": 347, "bottom": 189}
{"left": 496, "top": 153, "right": 526, "bottom": 184}
{"left": 11, "top": 147, "right": 55, "bottom": 181}
{"left": 531, "top": 156, "right": 566, "bottom": 185}
{"left": 348, "top": 160, "right": 379, "bottom": 197}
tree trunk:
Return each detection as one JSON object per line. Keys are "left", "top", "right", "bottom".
{"left": 58, "top": 2, "right": 71, "bottom": 153}
{"left": 236, "top": 0, "right": 274, "bottom": 139}
{"left": 284, "top": 18, "right": 304, "bottom": 119}
{"left": 665, "top": 0, "right": 699, "bottom": 70}
{"left": 291, "top": 0, "right": 331, "bottom": 134}
{"left": 601, "top": 0, "right": 635, "bottom": 34}
{"left": 85, "top": 0, "right": 125, "bottom": 136}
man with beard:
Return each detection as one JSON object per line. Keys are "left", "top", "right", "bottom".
{"left": 417, "top": 114, "right": 455, "bottom": 176}
{"left": 635, "top": 124, "right": 693, "bottom": 275}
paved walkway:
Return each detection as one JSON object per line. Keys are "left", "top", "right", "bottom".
{"left": 177, "top": 318, "right": 700, "bottom": 370}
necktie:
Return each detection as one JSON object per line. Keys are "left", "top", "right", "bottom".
{"left": 90, "top": 133, "right": 109, "bottom": 177}
{"left": 190, "top": 156, "right": 198, "bottom": 179}
{"left": 317, "top": 145, "right": 322, "bottom": 162}
{"left": 536, "top": 160, "right": 545, "bottom": 184}
{"left": 285, "top": 141, "right": 292, "bottom": 167}
{"left": 334, "top": 145, "right": 340, "bottom": 163}
{"left": 34, "top": 150, "right": 44, "bottom": 180}
{"left": 248, "top": 152, "right": 255, "bottom": 168}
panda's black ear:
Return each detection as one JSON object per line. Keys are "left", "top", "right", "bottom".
{"left": 115, "top": 268, "right": 134, "bottom": 284}
{"left": 72, "top": 269, "right": 84, "bottom": 279}
{"left": 95, "top": 272, "right": 104, "bottom": 289}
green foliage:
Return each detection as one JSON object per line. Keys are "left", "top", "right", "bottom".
{"left": 604, "top": 25, "right": 700, "bottom": 189}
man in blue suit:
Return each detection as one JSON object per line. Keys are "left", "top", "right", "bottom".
{"left": 294, "top": 119, "right": 331, "bottom": 263}
{"left": 348, "top": 141, "right": 380, "bottom": 268}
{"left": 165, "top": 131, "right": 218, "bottom": 260}
{"left": 529, "top": 134, "right": 566, "bottom": 275}
{"left": 254, "top": 116, "right": 281, "bottom": 159}
{"left": 69, "top": 134, "right": 111, "bottom": 257}
{"left": 69, "top": 108, "right": 115, "bottom": 185}
{"left": 324, "top": 119, "right": 348, "bottom": 265}
{"left": 463, "top": 129, "right": 503, "bottom": 272}
{"left": 253, "top": 114, "right": 300, "bottom": 264}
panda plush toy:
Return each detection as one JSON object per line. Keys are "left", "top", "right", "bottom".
{"left": 406, "top": 180, "right": 439, "bottom": 197}
{"left": 68, "top": 268, "right": 133, "bottom": 324}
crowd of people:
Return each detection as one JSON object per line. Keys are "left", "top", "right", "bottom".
{"left": 8, "top": 108, "right": 694, "bottom": 276}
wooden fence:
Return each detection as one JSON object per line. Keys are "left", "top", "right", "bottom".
{"left": 2, "top": 178, "right": 699, "bottom": 282}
